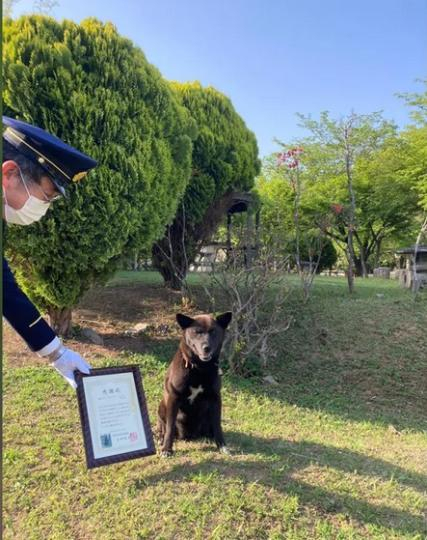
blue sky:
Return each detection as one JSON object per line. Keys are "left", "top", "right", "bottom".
{"left": 10, "top": 0, "right": 427, "bottom": 158}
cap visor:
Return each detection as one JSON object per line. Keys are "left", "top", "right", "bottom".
{"left": 51, "top": 178, "right": 67, "bottom": 198}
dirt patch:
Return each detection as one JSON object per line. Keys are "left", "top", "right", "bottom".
{"left": 3, "top": 283, "right": 202, "bottom": 368}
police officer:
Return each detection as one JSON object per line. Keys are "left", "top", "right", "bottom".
{"left": 3, "top": 116, "right": 97, "bottom": 389}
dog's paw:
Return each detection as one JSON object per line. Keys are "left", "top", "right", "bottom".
{"left": 219, "top": 445, "right": 231, "bottom": 455}
{"left": 160, "top": 449, "right": 173, "bottom": 458}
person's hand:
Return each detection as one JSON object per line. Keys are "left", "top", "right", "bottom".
{"left": 51, "top": 347, "right": 91, "bottom": 389}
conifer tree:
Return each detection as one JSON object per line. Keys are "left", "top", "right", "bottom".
{"left": 152, "top": 82, "right": 260, "bottom": 289}
{"left": 3, "top": 16, "right": 193, "bottom": 333}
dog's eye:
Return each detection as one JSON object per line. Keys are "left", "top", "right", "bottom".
{"left": 195, "top": 329, "right": 204, "bottom": 335}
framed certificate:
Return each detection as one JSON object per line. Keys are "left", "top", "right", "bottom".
{"left": 75, "top": 366, "right": 156, "bottom": 468}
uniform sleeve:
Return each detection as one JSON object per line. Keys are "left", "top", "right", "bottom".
{"left": 3, "top": 257, "right": 58, "bottom": 353}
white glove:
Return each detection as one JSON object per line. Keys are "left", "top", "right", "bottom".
{"left": 51, "top": 347, "right": 91, "bottom": 389}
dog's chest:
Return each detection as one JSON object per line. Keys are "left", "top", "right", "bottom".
{"left": 187, "top": 384, "right": 204, "bottom": 404}
{"left": 183, "top": 369, "right": 218, "bottom": 405}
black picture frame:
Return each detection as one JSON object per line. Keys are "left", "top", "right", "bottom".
{"left": 75, "top": 365, "right": 156, "bottom": 469}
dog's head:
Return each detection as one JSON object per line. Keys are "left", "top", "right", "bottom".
{"left": 176, "top": 312, "right": 232, "bottom": 362}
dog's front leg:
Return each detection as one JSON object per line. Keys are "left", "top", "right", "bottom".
{"left": 211, "top": 396, "right": 229, "bottom": 454}
{"left": 161, "top": 395, "right": 180, "bottom": 457}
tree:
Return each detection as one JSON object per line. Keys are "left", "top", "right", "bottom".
{"left": 404, "top": 126, "right": 427, "bottom": 212}
{"left": 398, "top": 82, "right": 427, "bottom": 213}
{"left": 352, "top": 136, "right": 420, "bottom": 269}
{"left": 256, "top": 161, "right": 337, "bottom": 277}
{"left": 397, "top": 79, "right": 427, "bottom": 127}
{"left": 3, "top": 16, "right": 193, "bottom": 334}
{"left": 255, "top": 166, "right": 294, "bottom": 258}
{"left": 274, "top": 146, "right": 330, "bottom": 300}
{"left": 296, "top": 112, "right": 396, "bottom": 291}
{"left": 260, "top": 119, "right": 419, "bottom": 281}
{"left": 298, "top": 138, "right": 419, "bottom": 275}
{"left": 399, "top": 81, "right": 427, "bottom": 295}
{"left": 152, "top": 82, "right": 260, "bottom": 291}
{"left": 276, "top": 147, "right": 305, "bottom": 274}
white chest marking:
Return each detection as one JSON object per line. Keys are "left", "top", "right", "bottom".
{"left": 188, "top": 385, "right": 204, "bottom": 404}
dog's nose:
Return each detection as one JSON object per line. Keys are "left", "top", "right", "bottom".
{"left": 202, "top": 345, "right": 211, "bottom": 353}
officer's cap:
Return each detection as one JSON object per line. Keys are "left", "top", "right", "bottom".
{"left": 2, "top": 116, "right": 97, "bottom": 196}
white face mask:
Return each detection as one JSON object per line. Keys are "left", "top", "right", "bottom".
{"left": 3, "top": 168, "right": 51, "bottom": 226}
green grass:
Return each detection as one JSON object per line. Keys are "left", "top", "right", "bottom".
{"left": 107, "top": 270, "right": 210, "bottom": 287}
{"left": 3, "top": 273, "right": 427, "bottom": 539}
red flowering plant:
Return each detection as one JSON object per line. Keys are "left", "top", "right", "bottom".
{"left": 276, "top": 146, "right": 325, "bottom": 300}
{"left": 329, "top": 202, "right": 355, "bottom": 231}
{"left": 330, "top": 203, "right": 344, "bottom": 215}
{"left": 276, "top": 147, "right": 304, "bottom": 191}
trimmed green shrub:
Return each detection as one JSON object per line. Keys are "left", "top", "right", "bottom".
{"left": 3, "top": 15, "right": 193, "bottom": 332}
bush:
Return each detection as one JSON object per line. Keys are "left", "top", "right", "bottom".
{"left": 3, "top": 15, "right": 193, "bottom": 333}
{"left": 152, "top": 82, "right": 260, "bottom": 291}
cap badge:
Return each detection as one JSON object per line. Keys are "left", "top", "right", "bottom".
{"left": 72, "top": 171, "right": 87, "bottom": 182}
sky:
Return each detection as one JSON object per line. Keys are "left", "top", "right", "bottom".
{"left": 10, "top": 0, "right": 427, "bottom": 158}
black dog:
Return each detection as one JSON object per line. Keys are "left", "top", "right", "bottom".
{"left": 157, "top": 312, "right": 232, "bottom": 456}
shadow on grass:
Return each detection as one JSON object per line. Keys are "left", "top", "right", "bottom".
{"left": 140, "top": 432, "right": 427, "bottom": 537}
{"left": 225, "top": 374, "right": 427, "bottom": 436}
{"left": 224, "top": 362, "right": 427, "bottom": 434}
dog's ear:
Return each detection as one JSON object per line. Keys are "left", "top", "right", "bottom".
{"left": 216, "top": 311, "right": 232, "bottom": 329}
{"left": 176, "top": 313, "right": 195, "bottom": 330}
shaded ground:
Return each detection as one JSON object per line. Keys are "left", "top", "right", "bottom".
{"left": 3, "top": 279, "right": 190, "bottom": 366}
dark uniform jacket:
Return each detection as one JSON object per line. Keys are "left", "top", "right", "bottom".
{"left": 2, "top": 115, "right": 96, "bottom": 353}
{"left": 3, "top": 256, "right": 56, "bottom": 352}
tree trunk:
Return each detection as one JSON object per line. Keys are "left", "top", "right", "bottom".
{"left": 162, "top": 270, "right": 183, "bottom": 291}
{"left": 354, "top": 253, "right": 369, "bottom": 277}
{"left": 293, "top": 169, "right": 302, "bottom": 277}
{"left": 359, "top": 247, "right": 368, "bottom": 278}
{"left": 344, "top": 125, "right": 357, "bottom": 293}
{"left": 132, "top": 251, "right": 139, "bottom": 271}
{"left": 353, "top": 234, "right": 369, "bottom": 278}
{"left": 412, "top": 216, "right": 427, "bottom": 295}
{"left": 354, "top": 257, "right": 362, "bottom": 277}
{"left": 373, "top": 237, "right": 383, "bottom": 269}
{"left": 151, "top": 244, "right": 185, "bottom": 291}
{"left": 48, "top": 306, "right": 73, "bottom": 337}
{"left": 346, "top": 239, "right": 355, "bottom": 294}
{"left": 152, "top": 195, "right": 234, "bottom": 290}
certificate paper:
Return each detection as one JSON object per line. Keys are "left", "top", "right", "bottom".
{"left": 75, "top": 366, "right": 155, "bottom": 468}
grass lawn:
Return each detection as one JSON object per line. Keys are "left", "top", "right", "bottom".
{"left": 3, "top": 273, "right": 427, "bottom": 539}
